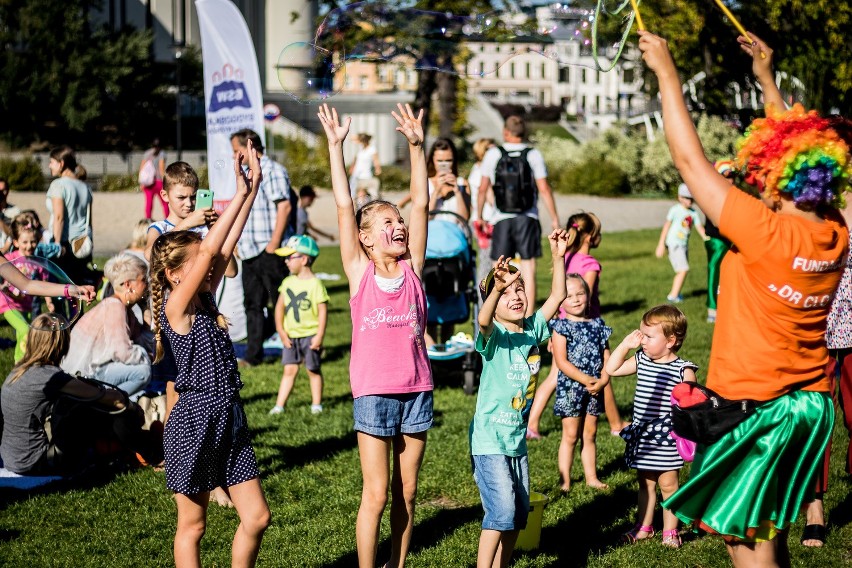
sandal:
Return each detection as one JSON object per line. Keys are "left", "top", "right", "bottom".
{"left": 662, "top": 529, "right": 682, "bottom": 548}
{"left": 621, "top": 524, "right": 654, "bottom": 543}
{"left": 800, "top": 524, "right": 826, "bottom": 547}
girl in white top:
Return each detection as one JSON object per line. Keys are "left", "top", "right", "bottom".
{"left": 349, "top": 133, "right": 382, "bottom": 199}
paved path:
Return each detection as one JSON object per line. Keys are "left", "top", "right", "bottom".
{"left": 10, "top": 190, "right": 672, "bottom": 255}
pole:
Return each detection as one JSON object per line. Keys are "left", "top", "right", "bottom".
{"left": 176, "top": 49, "right": 183, "bottom": 161}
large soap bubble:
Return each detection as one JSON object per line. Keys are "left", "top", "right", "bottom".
{"left": 277, "top": 0, "right": 641, "bottom": 103}
{"left": 0, "top": 256, "right": 84, "bottom": 330}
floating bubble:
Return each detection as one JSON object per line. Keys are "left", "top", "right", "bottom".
{"left": 0, "top": 256, "right": 83, "bottom": 331}
{"left": 214, "top": 160, "right": 226, "bottom": 170}
{"left": 276, "top": 0, "right": 641, "bottom": 102}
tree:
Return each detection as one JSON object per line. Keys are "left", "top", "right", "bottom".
{"left": 0, "top": 0, "right": 188, "bottom": 149}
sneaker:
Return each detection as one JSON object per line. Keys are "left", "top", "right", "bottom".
{"left": 310, "top": 404, "right": 323, "bottom": 414}
{"left": 666, "top": 295, "right": 684, "bottom": 303}
{"left": 707, "top": 309, "right": 717, "bottom": 323}
{"left": 269, "top": 405, "right": 284, "bottom": 415}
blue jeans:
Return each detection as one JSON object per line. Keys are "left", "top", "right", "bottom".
{"left": 472, "top": 454, "right": 530, "bottom": 531}
{"left": 95, "top": 362, "right": 151, "bottom": 399}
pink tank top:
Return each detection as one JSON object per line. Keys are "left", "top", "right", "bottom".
{"left": 349, "top": 260, "right": 433, "bottom": 398}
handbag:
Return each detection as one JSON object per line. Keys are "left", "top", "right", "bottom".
{"left": 138, "top": 159, "right": 156, "bottom": 187}
{"left": 136, "top": 393, "right": 167, "bottom": 431}
{"left": 70, "top": 201, "right": 93, "bottom": 259}
{"left": 671, "top": 383, "right": 757, "bottom": 445}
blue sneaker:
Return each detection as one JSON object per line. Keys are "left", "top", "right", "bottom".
{"left": 666, "top": 295, "right": 683, "bottom": 303}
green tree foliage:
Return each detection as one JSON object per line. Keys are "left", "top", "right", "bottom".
{"left": 0, "top": 157, "right": 45, "bottom": 193}
{"left": 0, "top": 0, "right": 181, "bottom": 149}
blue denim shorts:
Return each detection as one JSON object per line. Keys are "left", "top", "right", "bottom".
{"left": 472, "top": 454, "right": 530, "bottom": 531}
{"left": 353, "top": 391, "right": 434, "bottom": 437}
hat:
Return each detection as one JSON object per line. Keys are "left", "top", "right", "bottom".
{"left": 479, "top": 263, "right": 520, "bottom": 301}
{"left": 274, "top": 235, "right": 320, "bottom": 258}
{"left": 677, "top": 183, "right": 693, "bottom": 199}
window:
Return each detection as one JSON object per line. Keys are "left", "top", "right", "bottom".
{"left": 595, "top": 95, "right": 600, "bottom": 111}
{"left": 623, "top": 68, "right": 635, "bottom": 84}
{"left": 525, "top": 62, "right": 530, "bottom": 79}
{"left": 541, "top": 63, "right": 546, "bottom": 80}
{"left": 582, "top": 69, "right": 586, "bottom": 83}
{"left": 359, "top": 76, "right": 368, "bottom": 90}
{"left": 559, "top": 67, "right": 569, "bottom": 83}
{"left": 510, "top": 62, "right": 515, "bottom": 78}
{"left": 596, "top": 70, "right": 601, "bottom": 84}
{"left": 479, "top": 61, "right": 485, "bottom": 76}
{"left": 396, "top": 70, "right": 405, "bottom": 85}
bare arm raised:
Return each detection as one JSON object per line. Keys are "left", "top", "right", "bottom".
{"left": 391, "top": 104, "right": 428, "bottom": 276}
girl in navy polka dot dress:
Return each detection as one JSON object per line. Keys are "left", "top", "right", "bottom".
{"left": 150, "top": 140, "right": 270, "bottom": 567}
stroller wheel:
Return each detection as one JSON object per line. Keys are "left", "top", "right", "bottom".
{"left": 463, "top": 370, "right": 476, "bottom": 395}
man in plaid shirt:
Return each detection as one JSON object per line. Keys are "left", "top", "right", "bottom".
{"left": 231, "top": 129, "right": 297, "bottom": 366}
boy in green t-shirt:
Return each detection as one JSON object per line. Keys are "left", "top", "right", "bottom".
{"left": 470, "top": 229, "right": 567, "bottom": 568}
{"left": 270, "top": 235, "right": 329, "bottom": 415}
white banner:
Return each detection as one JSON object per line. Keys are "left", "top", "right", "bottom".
{"left": 196, "top": 0, "right": 265, "bottom": 203}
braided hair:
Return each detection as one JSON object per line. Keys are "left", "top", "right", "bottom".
{"left": 149, "top": 231, "right": 228, "bottom": 363}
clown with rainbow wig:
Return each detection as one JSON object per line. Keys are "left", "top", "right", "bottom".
{"left": 636, "top": 29, "right": 850, "bottom": 566}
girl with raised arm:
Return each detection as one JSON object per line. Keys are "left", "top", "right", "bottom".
{"left": 318, "top": 103, "right": 431, "bottom": 568}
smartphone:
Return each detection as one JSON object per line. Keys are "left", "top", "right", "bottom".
{"left": 436, "top": 162, "right": 452, "bottom": 174}
{"left": 196, "top": 189, "right": 214, "bottom": 210}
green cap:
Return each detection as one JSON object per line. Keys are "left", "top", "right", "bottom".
{"left": 274, "top": 235, "right": 320, "bottom": 258}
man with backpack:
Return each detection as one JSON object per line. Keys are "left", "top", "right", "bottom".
{"left": 476, "top": 115, "right": 559, "bottom": 316}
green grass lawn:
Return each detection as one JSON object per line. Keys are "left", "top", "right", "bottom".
{"left": 1, "top": 229, "right": 850, "bottom": 567}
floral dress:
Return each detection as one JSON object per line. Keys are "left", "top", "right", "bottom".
{"left": 549, "top": 317, "right": 611, "bottom": 418}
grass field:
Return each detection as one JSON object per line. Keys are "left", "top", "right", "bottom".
{"left": 0, "top": 229, "right": 850, "bottom": 567}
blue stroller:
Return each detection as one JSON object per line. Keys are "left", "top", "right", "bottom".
{"left": 423, "top": 211, "right": 480, "bottom": 394}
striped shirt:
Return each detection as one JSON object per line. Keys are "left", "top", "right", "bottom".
{"left": 633, "top": 350, "right": 697, "bottom": 424}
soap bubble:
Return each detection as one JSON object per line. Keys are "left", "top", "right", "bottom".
{"left": 0, "top": 256, "right": 84, "bottom": 330}
{"left": 214, "top": 160, "right": 226, "bottom": 170}
{"left": 275, "top": 0, "right": 640, "bottom": 102}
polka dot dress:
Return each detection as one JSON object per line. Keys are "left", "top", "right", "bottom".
{"left": 162, "top": 292, "right": 259, "bottom": 495}
{"left": 620, "top": 351, "right": 697, "bottom": 471}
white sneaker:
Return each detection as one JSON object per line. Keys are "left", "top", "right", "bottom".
{"left": 310, "top": 404, "right": 323, "bottom": 414}
{"left": 269, "top": 405, "right": 284, "bottom": 415}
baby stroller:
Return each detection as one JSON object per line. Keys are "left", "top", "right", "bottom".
{"left": 423, "top": 210, "right": 480, "bottom": 394}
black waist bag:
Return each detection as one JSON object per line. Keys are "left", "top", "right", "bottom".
{"left": 671, "top": 384, "right": 758, "bottom": 445}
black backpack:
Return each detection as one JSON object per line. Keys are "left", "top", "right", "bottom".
{"left": 493, "top": 147, "right": 536, "bottom": 214}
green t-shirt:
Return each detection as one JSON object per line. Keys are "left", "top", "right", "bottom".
{"left": 469, "top": 310, "right": 550, "bottom": 457}
{"left": 277, "top": 275, "right": 329, "bottom": 338}
{"left": 665, "top": 203, "right": 702, "bottom": 248}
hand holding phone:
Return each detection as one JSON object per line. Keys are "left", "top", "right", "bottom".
{"left": 196, "top": 189, "right": 214, "bottom": 210}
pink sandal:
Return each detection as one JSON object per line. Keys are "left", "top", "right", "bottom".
{"left": 662, "top": 529, "right": 682, "bottom": 548}
{"left": 525, "top": 428, "right": 542, "bottom": 440}
{"left": 621, "top": 524, "right": 654, "bottom": 543}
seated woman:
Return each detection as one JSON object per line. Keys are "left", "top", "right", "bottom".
{"left": 1, "top": 314, "right": 157, "bottom": 475}
{"left": 62, "top": 253, "right": 152, "bottom": 398}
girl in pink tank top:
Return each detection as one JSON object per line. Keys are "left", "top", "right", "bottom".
{"left": 318, "top": 103, "right": 433, "bottom": 568}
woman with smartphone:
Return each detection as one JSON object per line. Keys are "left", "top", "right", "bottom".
{"left": 426, "top": 138, "right": 470, "bottom": 221}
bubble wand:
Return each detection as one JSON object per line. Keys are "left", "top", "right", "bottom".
{"left": 712, "top": 0, "right": 766, "bottom": 59}
{"left": 629, "top": 0, "right": 645, "bottom": 31}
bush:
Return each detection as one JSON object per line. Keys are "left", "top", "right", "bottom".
{"left": 0, "top": 157, "right": 45, "bottom": 192}
{"left": 553, "top": 158, "right": 629, "bottom": 197}
{"left": 278, "top": 136, "right": 331, "bottom": 189}
{"left": 99, "top": 174, "right": 137, "bottom": 192}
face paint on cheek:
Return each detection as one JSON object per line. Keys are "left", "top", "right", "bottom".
{"left": 382, "top": 226, "right": 393, "bottom": 246}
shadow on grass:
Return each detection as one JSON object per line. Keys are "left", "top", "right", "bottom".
{"left": 600, "top": 298, "right": 646, "bottom": 316}
{"left": 829, "top": 489, "right": 852, "bottom": 530}
{"left": 255, "top": 431, "right": 358, "bottom": 473}
{"left": 531, "top": 486, "right": 636, "bottom": 567}
{"left": 0, "top": 464, "right": 126, "bottom": 512}
{"left": 324, "top": 504, "right": 482, "bottom": 567}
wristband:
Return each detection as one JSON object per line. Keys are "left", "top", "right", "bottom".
{"left": 63, "top": 284, "right": 72, "bottom": 299}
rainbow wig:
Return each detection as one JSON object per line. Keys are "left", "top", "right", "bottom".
{"left": 735, "top": 104, "right": 852, "bottom": 209}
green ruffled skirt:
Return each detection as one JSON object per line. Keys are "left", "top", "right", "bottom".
{"left": 663, "top": 390, "right": 833, "bottom": 541}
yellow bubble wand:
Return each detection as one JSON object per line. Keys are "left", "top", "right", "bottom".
{"left": 629, "top": 0, "right": 645, "bottom": 31}
{"left": 712, "top": 0, "right": 766, "bottom": 59}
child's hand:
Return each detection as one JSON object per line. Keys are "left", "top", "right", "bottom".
{"left": 309, "top": 335, "right": 323, "bottom": 351}
{"left": 737, "top": 32, "right": 773, "bottom": 77}
{"left": 186, "top": 207, "right": 209, "bottom": 229}
{"left": 279, "top": 332, "right": 292, "bottom": 349}
{"left": 621, "top": 329, "right": 643, "bottom": 350}
{"left": 587, "top": 378, "right": 604, "bottom": 395}
{"left": 391, "top": 103, "right": 425, "bottom": 147}
{"left": 235, "top": 138, "right": 262, "bottom": 195}
{"left": 638, "top": 31, "right": 677, "bottom": 79}
{"left": 74, "top": 285, "right": 96, "bottom": 302}
{"left": 492, "top": 256, "right": 521, "bottom": 294}
{"left": 317, "top": 104, "right": 351, "bottom": 146}
{"left": 655, "top": 243, "right": 666, "bottom": 258}
{"left": 204, "top": 209, "right": 219, "bottom": 227}
{"left": 548, "top": 228, "right": 568, "bottom": 257}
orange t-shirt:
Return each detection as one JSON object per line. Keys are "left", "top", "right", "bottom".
{"left": 708, "top": 189, "right": 848, "bottom": 401}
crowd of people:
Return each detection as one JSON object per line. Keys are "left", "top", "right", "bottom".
{"left": 0, "top": 30, "right": 849, "bottom": 568}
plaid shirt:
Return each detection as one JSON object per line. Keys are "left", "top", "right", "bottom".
{"left": 238, "top": 154, "right": 292, "bottom": 260}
